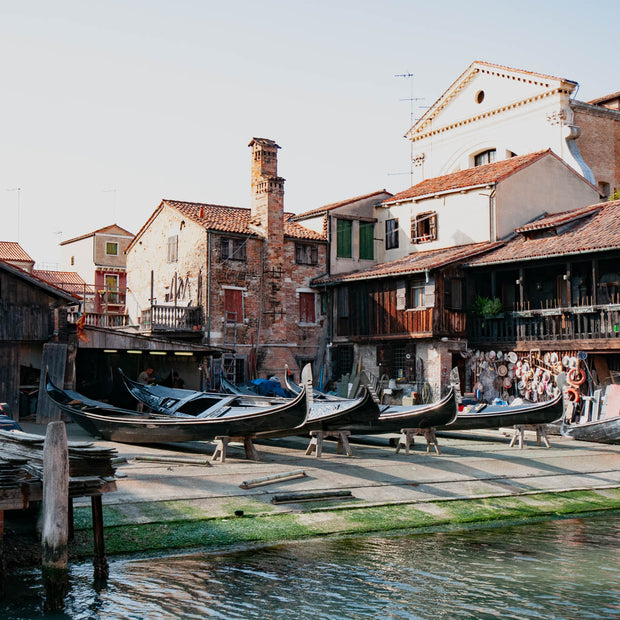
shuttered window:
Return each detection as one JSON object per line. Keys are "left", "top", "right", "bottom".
{"left": 336, "top": 219, "right": 353, "bottom": 258}
{"left": 224, "top": 289, "right": 243, "bottom": 323}
{"left": 359, "top": 221, "right": 374, "bottom": 260}
{"left": 167, "top": 235, "right": 178, "bottom": 263}
{"left": 299, "top": 292, "right": 316, "bottom": 323}
{"left": 411, "top": 212, "right": 437, "bottom": 244}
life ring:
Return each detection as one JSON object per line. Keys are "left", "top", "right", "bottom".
{"left": 566, "top": 387, "right": 580, "bottom": 403}
{"left": 567, "top": 367, "right": 586, "bottom": 386}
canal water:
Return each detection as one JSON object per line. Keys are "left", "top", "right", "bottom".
{"left": 2, "top": 514, "right": 619, "bottom": 619}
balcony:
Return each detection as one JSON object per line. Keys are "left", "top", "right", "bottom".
{"left": 140, "top": 305, "right": 204, "bottom": 335}
{"left": 468, "top": 304, "right": 620, "bottom": 346}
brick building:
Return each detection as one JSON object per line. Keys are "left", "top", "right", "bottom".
{"left": 126, "top": 138, "right": 327, "bottom": 385}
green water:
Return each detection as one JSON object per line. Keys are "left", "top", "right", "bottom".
{"left": 2, "top": 514, "right": 619, "bottom": 619}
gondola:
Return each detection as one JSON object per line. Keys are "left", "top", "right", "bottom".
{"left": 119, "top": 369, "right": 288, "bottom": 416}
{"left": 560, "top": 385, "right": 620, "bottom": 444}
{"left": 439, "top": 390, "right": 564, "bottom": 431}
{"left": 120, "top": 370, "right": 381, "bottom": 438}
{"left": 283, "top": 366, "right": 344, "bottom": 401}
{"left": 342, "top": 387, "right": 457, "bottom": 434}
{"left": 45, "top": 374, "right": 309, "bottom": 444}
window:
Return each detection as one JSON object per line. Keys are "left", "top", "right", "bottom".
{"left": 444, "top": 278, "right": 463, "bottom": 310}
{"left": 70, "top": 256, "right": 75, "bottom": 266}
{"left": 221, "top": 237, "right": 246, "bottom": 261}
{"left": 410, "top": 281, "right": 425, "bottom": 308}
{"left": 359, "top": 221, "right": 374, "bottom": 260}
{"left": 167, "top": 235, "right": 178, "bottom": 263}
{"left": 224, "top": 288, "right": 243, "bottom": 323}
{"left": 295, "top": 243, "right": 319, "bottom": 265}
{"left": 105, "top": 242, "right": 118, "bottom": 256}
{"left": 385, "top": 218, "right": 399, "bottom": 250}
{"left": 299, "top": 292, "right": 316, "bottom": 323}
{"left": 337, "top": 287, "right": 349, "bottom": 318}
{"left": 474, "top": 149, "right": 496, "bottom": 166}
{"left": 336, "top": 219, "right": 353, "bottom": 258}
{"left": 411, "top": 212, "right": 437, "bottom": 244}
{"left": 104, "top": 274, "right": 119, "bottom": 304}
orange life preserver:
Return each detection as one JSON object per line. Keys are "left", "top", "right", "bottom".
{"left": 567, "top": 367, "right": 586, "bottom": 386}
{"left": 566, "top": 387, "right": 580, "bottom": 403}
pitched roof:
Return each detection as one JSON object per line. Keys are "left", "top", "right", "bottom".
{"left": 129, "top": 200, "right": 326, "bottom": 250}
{"left": 60, "top": 224, "right": 134, "bottom": 246}
{"left": 33, "top": 270, "right": 94, "bottom": 295}
{"left": 408, "top": 61, "right": 577, "bottom": 139}
{"left": 587, "top": 91, "right": 620, "bottom": 106}
{"left": 0, "top": 241, "right": 35, "bottom": 263}
{"left": 0, "top": 260, "right": 79, "bottom": 303}
{"left": 313, "top": 241, "right": 501, "bottom": 286}
{"left": 465, "top": 200, "right": 620, "bottom": 266}
{"left": 293, "top": 190, "right": 393, "bottom": 220}
{"left": 384, "top": 151, "right": 553, "bottom": 203}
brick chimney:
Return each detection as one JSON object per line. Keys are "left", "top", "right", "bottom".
{"left": 249, "top": 138, "right": 285, "bottom": 267}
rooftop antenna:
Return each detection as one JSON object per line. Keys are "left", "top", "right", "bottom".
{"left": 395, "top": 72, "right": 425, "bottom": 184}
{"left": 6, "top": 187, "right": 21, "bottom": 243}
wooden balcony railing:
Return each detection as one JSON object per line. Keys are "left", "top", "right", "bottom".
{"left": 140, "top": 305, "right": 203, "bottom": 333}
{"left": 468, "top": 304, "right": 620, "bottom": 344}
{"left": 68, "top": 312, "right": 131, "bottom": 328}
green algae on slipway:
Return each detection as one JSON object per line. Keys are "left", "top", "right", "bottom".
{"left": 69, "top": 487, "right": 620, "bottom": 559}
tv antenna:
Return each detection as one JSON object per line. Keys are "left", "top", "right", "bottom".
{"left": 394, "top": 73, "right": 426, "bottom": 184}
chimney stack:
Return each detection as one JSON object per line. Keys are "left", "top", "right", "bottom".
{"left": 249, "top": 138, "right": 285, "bottom": 264}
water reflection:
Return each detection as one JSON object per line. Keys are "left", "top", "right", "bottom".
{"left": 2, "top": 515, "right": 619, "bottom": 619}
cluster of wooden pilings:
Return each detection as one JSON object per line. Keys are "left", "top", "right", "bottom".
{"left": 0, "top": 422, "right": 117, "bottom": 610}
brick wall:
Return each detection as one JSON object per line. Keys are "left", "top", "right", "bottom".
{"left": 573, "top": 106, "right": 620, "bottom": 196}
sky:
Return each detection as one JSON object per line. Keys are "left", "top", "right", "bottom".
{"left": 1, "top": 0, "right": 619, "bottom": 267}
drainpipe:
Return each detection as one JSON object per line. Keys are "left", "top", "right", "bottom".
{"left": 489, "top": 187, "right": 497, "bottom": 241}
{"left": 206, "top": 230, "right": 212, "bottom": 345}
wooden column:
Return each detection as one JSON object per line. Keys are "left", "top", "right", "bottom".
{"left": 91, "top": 495, "right": 108, "bottom": 581}
{"left": 42, "top": 421, "right": 69, "bottom": 611}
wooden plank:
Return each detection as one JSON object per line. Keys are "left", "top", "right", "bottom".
{"left": 37, "top": 343, "right": 67, "bottom": 423}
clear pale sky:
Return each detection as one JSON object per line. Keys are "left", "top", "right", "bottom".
{"left": 2, "top": 0, "right": 619, "bottom": 267}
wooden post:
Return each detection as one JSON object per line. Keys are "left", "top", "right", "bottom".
{"left": 42, "top": 421, "right": 69, "bottom": 611}
{"left": 91, "top": 495, "right": 109, "bottom": 581}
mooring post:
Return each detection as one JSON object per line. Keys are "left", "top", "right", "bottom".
{"left": 91, "top": 495, "right": 109, "bottom": 580}
{"left": 42, "top": 420, "right": 69, "bottom": 611}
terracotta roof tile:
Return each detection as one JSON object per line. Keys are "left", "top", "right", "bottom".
{"left": 163, "top": 200, "right": 326, "bottom": 241}
{"left": 466, "top": 200, "right": 620, "bottom": 266}
{"left": 313, "top": 241, "right": 501, "bottom": 286}
{"left": 0, "top": 241, "right": 34, "bottom": 263}
{"left": 385, "top": 151, "right": 551, "bottom": 203}
{"left": 293, "top": 190, "right": 393, "bottom": 220}
{"left": 33, "top": 270, "right": 94, "bottom": 295}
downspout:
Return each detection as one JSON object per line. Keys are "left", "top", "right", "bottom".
{"left": 489, "top": 187, "right": 497, "bottom": 242}
{"left": 206, "top": 230, "right": 211, "bottom": 345}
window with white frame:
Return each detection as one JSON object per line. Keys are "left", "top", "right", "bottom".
{"left": 385, "top": 218, "right": 399, "bottom": 250}
{"left": 105, "top": 242, "right": 118, "bottom": 256}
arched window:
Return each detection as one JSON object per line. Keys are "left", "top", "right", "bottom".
{"left": 474, "top": 149, "right": 496, "bottom": 166}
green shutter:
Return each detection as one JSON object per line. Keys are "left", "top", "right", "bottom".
{"left": 359, "top": 221, "right": 374, "bottom": 260}
{"left": 336, "top": 219, "right": 352, "bottom": 258}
